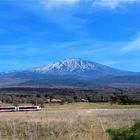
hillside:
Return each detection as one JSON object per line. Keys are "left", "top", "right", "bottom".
{"left": 0, "top": 58, "right": 140, "bottom": 87}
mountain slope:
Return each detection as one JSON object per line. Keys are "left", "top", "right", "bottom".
{"left": 0, "top": 58, "right": 139, "bottom": 87}
{"left": 29, "top": 58, "right": 129, "bottom": 76}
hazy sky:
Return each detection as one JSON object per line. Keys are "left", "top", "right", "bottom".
{"left": 0, "top": 0, "right": 140, "bottom": 72}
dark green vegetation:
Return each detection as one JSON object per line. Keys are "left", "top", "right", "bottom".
{"left": 107, "top": 121, "right": 140, "bottom": 140}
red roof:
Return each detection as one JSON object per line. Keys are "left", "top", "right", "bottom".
{"left": 51, "top": 98, "right": 62, "bottom": 103}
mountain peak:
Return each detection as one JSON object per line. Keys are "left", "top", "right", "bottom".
{"left": 31, "top": 58, "right": 94, "bottom": 73}
{"left": 30, "top": 58, "right": 121, "bottom": 75}
{"left": 63, "top": 58, "right": 81, "bottom": 61}
{"left": 0, "top": 58, "right": 136, "bottom": 87}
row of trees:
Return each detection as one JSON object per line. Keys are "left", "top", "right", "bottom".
{"left": 0, "top": 92, "right": 140, "bottom": 107}
{"left": 110, "top": 95, "right": 140, "bottom": 105}
{"left": 0, "top": 87, "right": 140, "bottom": 106}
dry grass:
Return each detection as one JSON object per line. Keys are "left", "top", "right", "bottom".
{"left": 44, "top": 103, "right": 140, "bottom": 110}
{"left": 0, "top": 103, "right": 140, "bottom": 140}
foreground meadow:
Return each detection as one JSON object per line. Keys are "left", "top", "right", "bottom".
{"left": 0, "top": 103, "right": 140, "bottom": 140}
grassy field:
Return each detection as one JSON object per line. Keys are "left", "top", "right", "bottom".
{"left": 0, "top": 103, "right": 140, "bottom": 140}
{"left": 44, "top": 102, "right": 140, "bottom": 110}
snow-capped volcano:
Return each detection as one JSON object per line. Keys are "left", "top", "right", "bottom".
{"left": 30, "top": 58, "right": 122, "bottom": 75}
{"left": 0, "top": 58, "right": 139, "bottom": 87}
{"left": 32, "top": 58, "right": 96, "bottom": 73}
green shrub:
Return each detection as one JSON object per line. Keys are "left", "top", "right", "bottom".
{"left": 107, "top": 121, "right": 140, "bottom": 140}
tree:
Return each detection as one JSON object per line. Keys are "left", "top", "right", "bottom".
{"left": 110, "top": 95, "right": 117, "bottom": 105}
{"left": 49, "top": 95, "right": 54, "bottom": 103}
{"left": 117, "top": 95, "right": 130, "bottom": 105}
{"left": 86, "top": 95, "right": 91, "bottom": 102}
{"left": 73, "top": 96, "right": 78, "bottom": 102}
{"left": 36, "top": 94, "right": 41, "bottom": 98}
{"left": 66, "top": 97, "right": 74, "bottom": 103}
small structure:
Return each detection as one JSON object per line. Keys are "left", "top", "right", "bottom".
{"left": 81, "top": 99, "right": 88, "bottom": 102}
{"left": 51, "top": 98, "right": 62, "bottom": 103}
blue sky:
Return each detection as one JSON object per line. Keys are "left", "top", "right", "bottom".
{"left": 0, "top": 0, "right": 140, "bottom": 72}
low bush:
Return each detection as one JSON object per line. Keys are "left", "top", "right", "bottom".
{"left": 107, "top": 121, "right": 140, "bottom": 140}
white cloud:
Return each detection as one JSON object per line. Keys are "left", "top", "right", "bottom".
{"left": 6, "top": 0, "right": 140, "bottom": 10}
{"left": 40, "top": 0, "right": 80, "bottom": 9}
{"left": 92, "top": 0, "right": 140, "bottom": 9}
{"left": 40, "top": 0, "right": 140, "bottom": 9}
{"left": 122, "top": 36, "right": 140, "bottom": 53}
